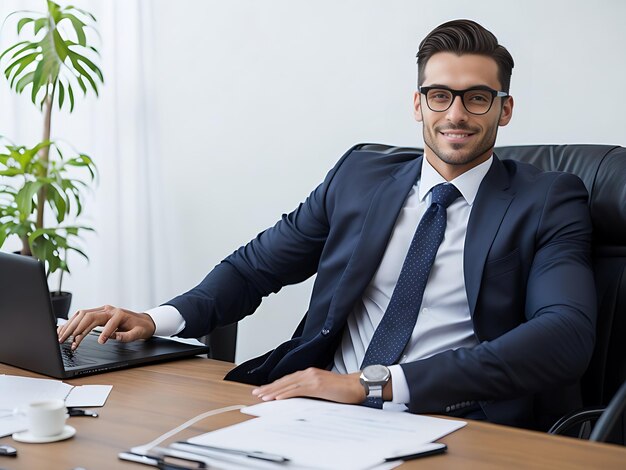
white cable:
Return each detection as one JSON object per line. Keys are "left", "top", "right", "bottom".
{"left": 131, "top": 404, "right": 246, "bottom": 455}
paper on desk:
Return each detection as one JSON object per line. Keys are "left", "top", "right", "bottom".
{"left": 167, "top": 443, "right": 401, "bottom": 470}
{"left": 0, "top": 374, "right": 111, "bottom": 437}
{"left": 187, "top": 398, "right": 464, "bottom": 470}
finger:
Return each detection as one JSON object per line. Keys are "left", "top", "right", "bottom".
{"left": 58, "top": 311, "right": 85, "bottom": 342}
{"left": 252, "top": 372, "right": 307, "bottom": 399}
{"left": 108, "top": 327, "right": 143, "bottom": 343}
{"left": 252, "top": 372, "right": 301, "bottom": 396}
{"left": 98, "top": 312, "right": 126, "bottom": 344}
{"left": 71, "top": 321, "right": 105, "bottom": 349}
{"left": 58, "top": 306, "right": 107, "bottom": 341}
{"left": 262, "top": 383, "right": 304, "bottom": 401}
{"left": 69, "top": 310, "right": 113, "bottom": 349}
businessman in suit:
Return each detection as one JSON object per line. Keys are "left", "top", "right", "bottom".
{"left": 58, "top": 19, "right": 596, "bottom": 430}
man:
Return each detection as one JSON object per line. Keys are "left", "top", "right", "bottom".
{"left": 58, "top": 19, "right": 596, "bottom": 430}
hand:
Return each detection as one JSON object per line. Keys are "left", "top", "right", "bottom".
{"left": 251, "top": 368, "right": 366, "bottom": 404}
{"left": 57, "top": 305, "right": 156, "bottom": 350}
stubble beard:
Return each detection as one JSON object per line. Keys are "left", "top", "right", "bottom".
{"left": 423, "top": 121, "right": 500, "bottom": 167}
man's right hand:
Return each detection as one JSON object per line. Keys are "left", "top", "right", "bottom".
{"left": 57, "top": 305, "right": 156, "bottom": 351}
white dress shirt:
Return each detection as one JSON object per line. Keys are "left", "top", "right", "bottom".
{"left": 332, "top": 155, "right": 492, "bottom": 404}
{"left": 147, "top": 155, "right": 493, "bottom": 405}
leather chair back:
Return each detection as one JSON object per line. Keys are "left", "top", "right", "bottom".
{"left": 496, "top": 144, "right": 626, "bottom": 409}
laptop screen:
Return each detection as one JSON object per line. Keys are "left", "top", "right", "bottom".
{"left": 0, "top": 252, "right": 210, "bottom": 378}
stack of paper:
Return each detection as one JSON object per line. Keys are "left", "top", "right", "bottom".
{"left": 154, "top": 399, "right": 465, "bottom": 469}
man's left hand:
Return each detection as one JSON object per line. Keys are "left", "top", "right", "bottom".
{"left": 251, "top": 368, "right": 366, "bottom": 404}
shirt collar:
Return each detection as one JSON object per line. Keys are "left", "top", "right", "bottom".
{"left": 418, "top": 154, "right": 494, "bottom": 206}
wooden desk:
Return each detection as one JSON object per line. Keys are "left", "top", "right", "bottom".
{"left": 2, "top": 358, "right": 626, "bottom": 469}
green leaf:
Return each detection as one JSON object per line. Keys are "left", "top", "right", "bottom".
{"left": 17, "top": 17, "right": 34, "bottom": 34}
{"left": 34, "top": 17, "right": 48, "bottom": 36}
{"left": 51, "top": 29, "right": 69, "bottom": 62}
{"left": 0, "top": 225, "right": 9, "bottom": 248}
{"left": 67, "top": 83, "right": 75, "bottom": 111}
{"left": 17, "top": 141, "right": 50, "bottom": 169}
{"left": 67, "top": 51, "right": 99, "bottom": 95}
{"left": 15, "top": 71, "right": 35, "bottom": 93}
{"left": 15, "top": 180, "right": 43, "bottom": 217}
{"left": 65, "top": 6, "right": 96, "bottom": 22}
{"left": 47, "top": 183, "right": 68, "bottom": 223}
{"left": 8, "top": 42, "right": 39, "bottom": 63}
{"left": 58, "top": 80, "right": 65, "bottom": 109}
{"left": 30, "top": 59, "right": 46, "bottom": 104}
{"left": 0, "top": 40, "right": 28, "bottom": 62}
{"left": 0, "top": 168, "right": 24, "bottom": 176}
{"left": 76, "top": 74, "right": 86, "bottom": 94}
{"left": 7, "top": 52, "right": 38, "bottom": 88}
{"left": 69, "top": 245, "right": 88, "bottom": 261}
{"left": 3, "top": 43, "right": 38, "bottom": 81}
{"left": 73, "top": 51, "right": 103, "bottom": 82}
{"left": 62, "top": 13, "right": 87, "bottom": 46}
{"left": 47, "top": 0, "right": 62, "bottom": 23}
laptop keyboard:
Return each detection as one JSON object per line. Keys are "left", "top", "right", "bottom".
{"left": 60, "top": 341, "right": 96, "bottom": 367}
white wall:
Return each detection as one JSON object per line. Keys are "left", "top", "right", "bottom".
{"left": 2, "top": 0, "right": 625, "bottom": 363}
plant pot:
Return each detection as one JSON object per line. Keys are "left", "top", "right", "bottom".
{"left": 50, "top": 291, "right": 72, "bottom": 319}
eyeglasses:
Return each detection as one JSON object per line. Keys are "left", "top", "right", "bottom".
{"left": 418, "top": 86, "right": 509, "bottom": 115}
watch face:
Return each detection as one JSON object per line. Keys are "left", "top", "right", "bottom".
{"left": 364, "top": 364, "right": 390, "bottom": 382}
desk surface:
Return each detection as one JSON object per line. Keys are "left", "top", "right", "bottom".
{"left": 1, "top": 358, "right": 626, "bottom": 469}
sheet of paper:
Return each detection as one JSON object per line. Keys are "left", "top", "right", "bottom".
{"left": 65, "top": 384, "right": 112, "bottom": 407}
{"left": 167, "top": 443, "right": 402, "bottom": 470}
{"left": 0, "top": 374, "right": 112, "bottom": 437}
{"left": 187, "top": 398, "right": 465, "bottom": 470}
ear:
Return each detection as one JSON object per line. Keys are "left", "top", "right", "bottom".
{"left": 413, "top": 91, "right": 423, "bottom": 122}
{"left": 498, "top": 95, "right": 514, "bottom": 127}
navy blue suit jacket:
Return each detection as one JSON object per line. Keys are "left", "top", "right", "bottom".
{"left": 167, "top": 144, "right": 596, "bottom": 430}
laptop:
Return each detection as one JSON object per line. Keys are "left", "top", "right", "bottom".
{"left": 0, "top": 251, "right": 210, "bottom": 378}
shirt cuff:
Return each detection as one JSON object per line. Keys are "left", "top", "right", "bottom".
{"left": 145, "top": 305, "right": 186, "bottom": 336}
{"left": 388, "top": 364, "right": 410, "bottom": 404}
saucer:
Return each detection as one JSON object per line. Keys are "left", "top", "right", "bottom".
{"left": 12, "top": 425, "right": 76, "bottom": 443}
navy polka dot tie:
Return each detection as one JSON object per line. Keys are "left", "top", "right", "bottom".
{"left": 361, "top": 183, "right": 461, "bottom": 405}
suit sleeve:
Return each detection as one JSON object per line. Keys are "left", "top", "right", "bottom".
{"left": 164, "top": 146, "right": 357, "bottom": 338}
{"left": 400, "top": 173, "right": 597, "bottom": 413}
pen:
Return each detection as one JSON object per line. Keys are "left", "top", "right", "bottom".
{"left": 118, "top": 451, "right": 206, "bottom": 469}
{"left": 68, "top": 408, "right": 99, "bottom": 418}
{"left": 384, "top": 442, "right": 447, "bottom": 462}
{"left": 119, "top": 452, "right": 160, "bottom": 467}
{"left": 173, "top": 441, "right": 290, "bottom": 463}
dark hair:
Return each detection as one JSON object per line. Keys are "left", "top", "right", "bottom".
{"left": 417, "top": 19, "right": 514, "bottom": 93}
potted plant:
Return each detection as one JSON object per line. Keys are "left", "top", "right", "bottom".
{"left": 0, "top": 0, "right": 102, "bottom": 318}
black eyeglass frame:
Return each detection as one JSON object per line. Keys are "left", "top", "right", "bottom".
{"left": 418, "top": 85, "right": 509, "bottom": 115}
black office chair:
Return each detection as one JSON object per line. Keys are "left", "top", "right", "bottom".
{"left": 203, "top": 323, "right": 238, "bottom": 362}
{"left": 495, "top": 144, "right": 626, "bottom": 444}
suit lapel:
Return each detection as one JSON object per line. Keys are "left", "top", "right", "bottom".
{"left": 464, "top": 155, "right": 514, "bottom": 317}
{"left": 326, "top": 156, "right": 423, "bottom": 325}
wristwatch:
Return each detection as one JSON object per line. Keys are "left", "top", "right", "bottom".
{"left": 359, "top": 364, "right": 391, "bottom": 399}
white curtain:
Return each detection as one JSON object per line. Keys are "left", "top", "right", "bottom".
{"left": 0, "top": 0, "right": 169, "bottom": 312}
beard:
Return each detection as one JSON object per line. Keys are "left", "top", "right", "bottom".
{"left": 422, "top": 120, "right": 499, "bottom": 167}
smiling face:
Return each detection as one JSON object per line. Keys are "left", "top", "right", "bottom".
{"left": 414, "top": 52, "right": 514, "bottom": 180}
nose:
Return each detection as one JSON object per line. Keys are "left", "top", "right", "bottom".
{"left": 445, "top": 95, "right": 469, "bottom": 123}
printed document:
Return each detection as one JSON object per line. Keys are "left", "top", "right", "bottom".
{"left": 186, "top": 398, "right": 465, "bottom": 469}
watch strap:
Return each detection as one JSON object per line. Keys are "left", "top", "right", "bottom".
{"left": 362, "top": 397, "right": 383, "bottom": 409}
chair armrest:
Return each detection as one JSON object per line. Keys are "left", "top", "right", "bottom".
{"left": 548, "top": 407, "right": 605, "bottom": 436}
{"left": 590, "top": 379, "right": 626, "bottom": 442}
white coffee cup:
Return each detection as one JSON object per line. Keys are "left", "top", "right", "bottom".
{"left": 27, "top": 399, "right": 68, "bottom": 437}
